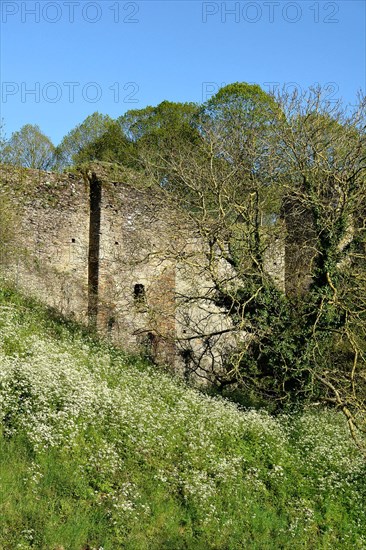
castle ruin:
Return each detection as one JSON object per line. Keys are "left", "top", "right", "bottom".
{"left": 0, "top": 163, "right": 311, "bottom": 381}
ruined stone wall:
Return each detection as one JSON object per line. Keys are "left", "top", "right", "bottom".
{"left": 0, "top": 164, "right": 178, "bottom": 364}
{"left": 0, "top": 165, "right": 90, "bottom": 320}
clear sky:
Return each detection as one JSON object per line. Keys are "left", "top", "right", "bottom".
{"left": 1, "top": 0, "right": 365, "bottom": 145}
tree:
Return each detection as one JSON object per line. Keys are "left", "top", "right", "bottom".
{"left": 3, "top": 124, "right": 55, "bottom": 170}
{"left": 55, "top": 112, "right": 113, "bottom": 169}
{"left": 119, "top": 101, "right": 201, "bottom": 181}
{"left": 200, "top": 82, "right": 279, "bottom": 162}
{"left": 72, "top": 120, "right": 135, "bottom": 167}
{"left": 119, "top": 100, "right": 199, "bottom": 144}
{"left": 142, "top": 84, "right": 366, "bottom": 451}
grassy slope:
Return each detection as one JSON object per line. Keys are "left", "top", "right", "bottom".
{"left": 0, "top": 285, "right": 365, "bottom": 550}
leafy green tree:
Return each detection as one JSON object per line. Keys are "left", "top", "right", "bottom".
{"left": 119, "top": 101, "right": 201, "bottom": 179}
{"left": 73, "top": 120, "right": 135, "bottom": 167}
{"left": 119, "top": 100, "right": 199, "bottom": 144}
{"left": 3, "top": 124, "right": 55, "bottom": 170}
{"left": 201, "top": 82, "right": 279, "bottom": 161}
{"left": 55, "top": 112, "right": 113, "bottom": 169}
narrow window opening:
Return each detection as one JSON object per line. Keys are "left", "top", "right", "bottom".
{"left": 134, "top": 283, "right": 146, "bottom": 303}
{"left": 115, "top": 241, "right": 119, "bottom": 245}
{"left": 71, "top": 238, "right": 76, "bottom": 243}
{"left": 108, "top": 316, "right": 115, "bottom": 333}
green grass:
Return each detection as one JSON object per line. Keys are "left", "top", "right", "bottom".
{"left": 0, "top": 283, "right": 365, "bottom": 549}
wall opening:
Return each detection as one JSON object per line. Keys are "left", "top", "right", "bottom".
{"left": 134, "top": 283, "right": 146, "bottom": 303}
{"left": 107, "top": 316, "right": 115, "bottom": 334}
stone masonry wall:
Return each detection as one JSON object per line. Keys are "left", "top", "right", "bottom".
{"left": 0, "top": 164, "right": 178, "bottom": 364}
{"left": 0, "top": 165, "right": 90, "bottom": 320}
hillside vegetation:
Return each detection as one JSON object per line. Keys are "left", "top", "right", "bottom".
{"left": 0, "top": 284, "right": 365, "bottom": 549}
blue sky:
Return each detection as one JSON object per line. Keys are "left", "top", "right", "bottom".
{"left": 1, "top": 0, "right": 365, "bottom": 145}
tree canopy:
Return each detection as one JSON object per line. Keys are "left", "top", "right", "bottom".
{"left": 55, "top": 112, "right": 113, "bottom": 169}
{"left": 2, "top": 124, "right": 55, "bottom": 170}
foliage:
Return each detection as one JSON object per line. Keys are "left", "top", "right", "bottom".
{"left": 74, "top": 120, "right": 136, "bottom": 167}
{"left": 2, "top": 124, "right": 55, "bottom": 170}
{"left": 55, "top": 112, "right": 113, "bottom": 170}
{"left": 201, "top": 82, "right": 280, "bottom": 161}
{"left": 0, "top": 284, "right": 365, "bottom": 548}
{"left": 119, "top": 100, "right": 200, "bottom": 145}
{"left": 118, "top": 101, "right": 201, "bottom": 181}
